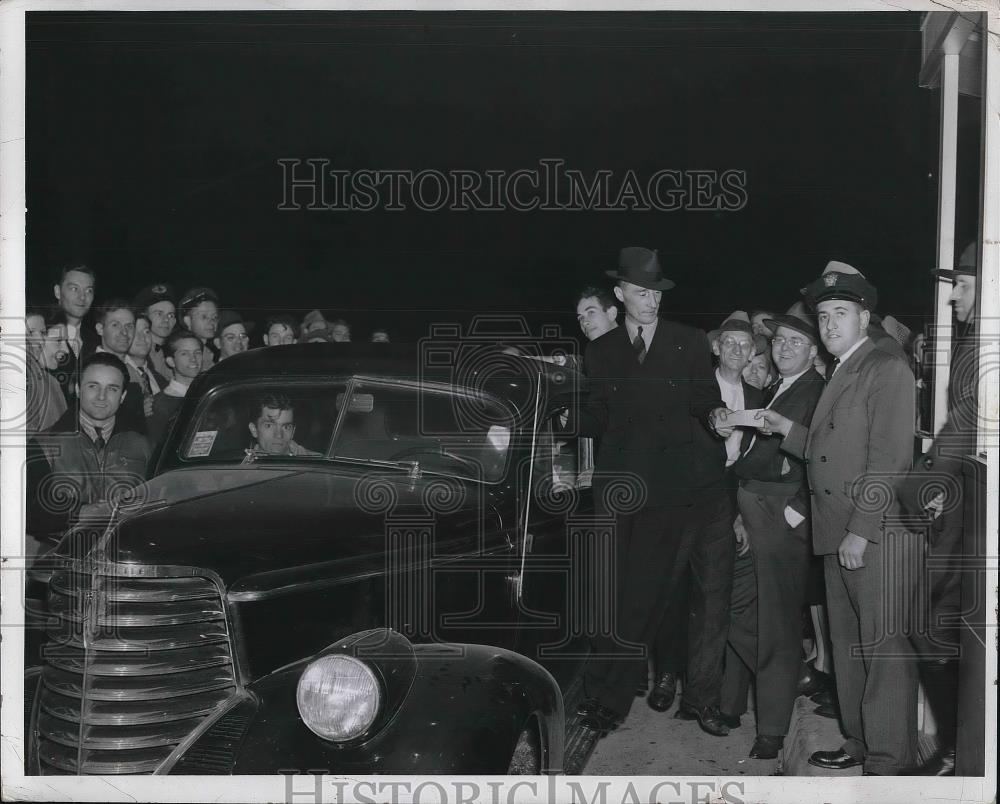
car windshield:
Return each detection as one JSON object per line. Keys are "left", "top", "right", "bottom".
{"left": 178, "top": 378, "right": 515, "bottom": 482}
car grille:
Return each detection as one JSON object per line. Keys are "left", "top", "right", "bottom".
{"left": 35, "top": 565, "right": 239, "bottom": 775}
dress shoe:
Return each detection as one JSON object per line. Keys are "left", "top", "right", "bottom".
{"left": 814, "top": 701, "right": 839, "bottom": 719}
{"left": 748, "top": 734, "right": 784, "bottom": 760}
{"left": 899, "top": 748, "right": 956, "bottom": 776}
{"left": 674, "top": 703, "right": 730, "bottom": 736}
{"left": 578, "top": 703, "right": 623, "bottom": 734}
{"left": 808, "top": 749, "right": 863, "bottom": 770}
{"left": 797, "top": 660, "right": 834, "bottom": 697}
{"left": 647, "top": 672, "right": 677, "bottom": 712}
{"left": 719, "top": 711, "right": 742, "bottom": 729}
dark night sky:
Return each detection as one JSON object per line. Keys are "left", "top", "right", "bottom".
{"left": 25, "top": 11, "right": 981, "bottom": 340}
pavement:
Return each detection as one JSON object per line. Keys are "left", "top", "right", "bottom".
{"left": 584, "top": 685, "right": 862, "bottom": 776}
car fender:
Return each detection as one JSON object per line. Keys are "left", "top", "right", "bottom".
{"left": 166, "top": 630, "right": 564, "bottom": 775}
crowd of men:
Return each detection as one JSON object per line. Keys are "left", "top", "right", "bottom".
{"left": 21, "top": 245, "right": 979, "bottom": 777}
{"left": 563, "top": 244, "right": 978, "bottom": 777}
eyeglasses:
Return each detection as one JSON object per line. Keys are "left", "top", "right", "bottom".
{"left": 720, "top": 337, "right": 753, "bottom": 351}
{"left": 772, "top": 335, "right": 809, "bottom": 349}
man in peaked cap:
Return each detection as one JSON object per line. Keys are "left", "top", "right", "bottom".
{"left": 719, "top": 301, "right": 826, "bottom": 759}
{"left": 893, "top": 241, "right": 979, "bottom": 775}
{"left": 565, "top": 246, "right": 730, "bottom": 756}
{"left": 758, "top": 261, "right": 921, "bottom": 774}
{"left": 133, "top": 283, "right": 177, "bottom": 379}
{"left": 179, "top": 286, "right": 220, "bottom": 371}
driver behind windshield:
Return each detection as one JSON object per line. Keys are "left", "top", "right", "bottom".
{"left": 246, "top": 392, "right": 318, "bottom": 458}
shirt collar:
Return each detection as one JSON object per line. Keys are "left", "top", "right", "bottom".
{"left": 624, "top": 317, "right": 657, "bottom": 342}
{"left": 777, "top": 366, "right": 811, "bottom": 388}
{"left": 164, "top": 378, "right": 190, "bottom": 397}
{"left": 835, "top": 336, "right": 869, "bottom": 368}
{"left": 78, "top": 410, "right": 115, "bottom": 442}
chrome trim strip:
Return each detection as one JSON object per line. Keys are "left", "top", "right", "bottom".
{"left": 153, "top": 691, "right": 252, "bottom": 775}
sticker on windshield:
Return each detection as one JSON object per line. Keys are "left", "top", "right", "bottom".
{"left": 188, "top": 430, "right": 218, "bottom": 458}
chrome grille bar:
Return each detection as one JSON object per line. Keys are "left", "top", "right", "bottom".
{"left": 37, "top": 564, "right": 238, "bottom": 775}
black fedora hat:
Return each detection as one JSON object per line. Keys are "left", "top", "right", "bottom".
{"left": 935, "top": 241, "right": 977, "bottom": 281}
{"left": 605, "top": 246, "right": 675, "bottom": 291}
{"left": 765, "top": 301, "right": 818, "bottom": 342}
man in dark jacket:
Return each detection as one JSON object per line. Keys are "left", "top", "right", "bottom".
{"left": 26, "top": 353, "right": 151, "bottom": 549}
{"left": 569, "top": 247, "right": 727, "bottom": 741}
{"left": 895, "top": 242, "right": 979, "bottom": 776}
{"left": 719, "top": 303, "right": 826, "bottom": 759}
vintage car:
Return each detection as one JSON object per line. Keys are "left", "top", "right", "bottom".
{"left": 24, "top": 338, "right": 608, "bottom": 776}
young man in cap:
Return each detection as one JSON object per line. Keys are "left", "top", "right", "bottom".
{"left": 575, "top": 286, "right": 619, "bottom": 342}
{"left": 93, "top": 299, "right": 147, "bottom": 434}
{"left": 719, "top": 303, "right": 825, "bottom": 759}
{"left": 893, "top": 241, "right": 979, "bottom": 775}
{"left": 758, "top": 261, "right": 919, "bottom": 775}
{"left": 26, "top": 352, "right": 151, "bottom": 544}
{"left": 214, "top": 310, "right": 252, "bottom": 360}
{"left": 329, "top": 319, "right": 352, "bottom": 343}
{"left": 126, "top": 313, "right": 169, "bottom": 418}
{"left": 133, "top": 283, "right": 177, "bottom": 379}
{"left": 263, "top": 314, "right": 298, "bottom": 346}
{"left": 179, "top": 287, "right": 219, "bottom": 371}
{"left": 565, "top": 246, "right": 728, "bottom": 756}
{"left": 654, "top": 311, "right": 762, "bottom": 735}
{"left": 148, "top": 329, "right": 203, "bottom": 446}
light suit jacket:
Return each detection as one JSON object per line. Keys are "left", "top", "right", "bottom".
{"left": 782, "top": 338, "right": 915, "bottom": 555}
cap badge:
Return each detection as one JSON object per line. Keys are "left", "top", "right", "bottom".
{"left": 824, "top": 273, "right": 838, "bottom": 287}
{"left": 152, "top": 284, "right": 166, "bottom": 294}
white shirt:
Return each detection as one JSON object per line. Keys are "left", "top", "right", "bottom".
{"left": 716, "top": 369, "right": 746, "bottom": 467}
{"left": 770, "top": 367, "right": 811, "bottom": 406}
{"left": 624, "top": 318, "right": 658, "bottom": 354}
{"left": 163, "top": 379, "right": 190, "bottom": 398}
{"left": 829, "top": 336, "right": 869, "bottom": 378}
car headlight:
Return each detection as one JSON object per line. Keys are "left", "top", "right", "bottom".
{"left": 296, "top": 654, "right": 381, "bottom": 742}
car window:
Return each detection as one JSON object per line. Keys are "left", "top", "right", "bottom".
{"left": 533, "top": 409, "right": 594, "bottom": 493}
{"left": 180, "top": 382, "right": 349, "bottom": 462}
{"left": 331, "top": 381, "right": 514, "bottom": 482}
{"left": 178, "top": 379, "right": 514, "bottom": 482}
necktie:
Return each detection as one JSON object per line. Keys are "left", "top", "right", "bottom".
{"left": 762, "top": 379, "right": 782, "bottom": 406}
{"left": 633, "top": 326, "right": 646, "bottom": 364}
{"left": 93, "top": 430, "right": 106, "bottom": 453}
{"left": 137, "top": 368, "right": 152, "bottom": 397}
{"left": 827, "top": 357, "right": 841, "bottom": 381}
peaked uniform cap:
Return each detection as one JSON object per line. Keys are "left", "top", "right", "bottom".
{"left": 802, "top": 261, "right": 878, "bottom": 310}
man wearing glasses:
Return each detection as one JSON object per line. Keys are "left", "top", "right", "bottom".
{"left": 720, "top": 303, "right": 825, "bottom": 760}
{"left": 215, "top": 310, "right": 253, "bottom": 361}
{"left": 133, "top": 283, "right": 178, "bottom": 379}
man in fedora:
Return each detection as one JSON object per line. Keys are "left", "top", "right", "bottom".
{"left": 758, "top": 261, "right": 920, "bottom": 775}
{"left": 719, "top": 301, "right": 825, "bottom": 760}
{"left": 567, "top": 246, "right": 729, "bottom": 745}
{"left": 894, "top": 241, "right": 979, "bottom": 775}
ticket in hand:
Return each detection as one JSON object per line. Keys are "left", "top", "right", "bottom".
{"left": 723, "top": 408, "right": 768, "bottom": 428}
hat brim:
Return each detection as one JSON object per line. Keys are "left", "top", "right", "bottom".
{"left": 764, "top": 315, "right": 818, "bottom": 342}
{"left": 934, "top": 268, "right": 976, "bottom": 280}
{"left": 718, "top": 319, "right": 753, "bottom": 335}
{"left": 806, "top": 289, "right": 874, "bottom": 310}
{"left": 219, "top": 320, "right": 256, "bottom": 334}
{"left": 605, "top": 270, "right": 675, "bottom": 291}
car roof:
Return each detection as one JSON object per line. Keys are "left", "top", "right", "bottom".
{"left": 197, "top": 343, "right": 582, "bottom": 409}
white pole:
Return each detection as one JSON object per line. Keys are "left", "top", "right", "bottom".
{"left": 932, "top": 51, "right": 960, "bottom": 436}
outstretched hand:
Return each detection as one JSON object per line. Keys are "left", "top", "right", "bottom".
{"left": 754, "top": 408, "right": 793, "bottom": 437}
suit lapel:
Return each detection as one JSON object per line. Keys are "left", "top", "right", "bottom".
{"left": 810, "top": 339, "right": 875, "bottom": 431}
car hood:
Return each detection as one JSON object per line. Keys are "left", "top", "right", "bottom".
{"left": 88, "top": 465, "right": 505, "bottom": 586}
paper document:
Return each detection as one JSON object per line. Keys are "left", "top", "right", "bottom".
{"left": 724, "top": 408, "right": 767, "bottom": 428}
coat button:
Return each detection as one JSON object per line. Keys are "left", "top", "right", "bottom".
{"left": 820, "top": 456, "right": 827, "bottom": 462}
{"left": 828, "top": 422, "right": 835, "bottom": 429}
{"left": 627, "top": 417, "right": 633, "bottom": 424}
{"left": 824, "top": 489, "right": 831, "bottom": 495}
